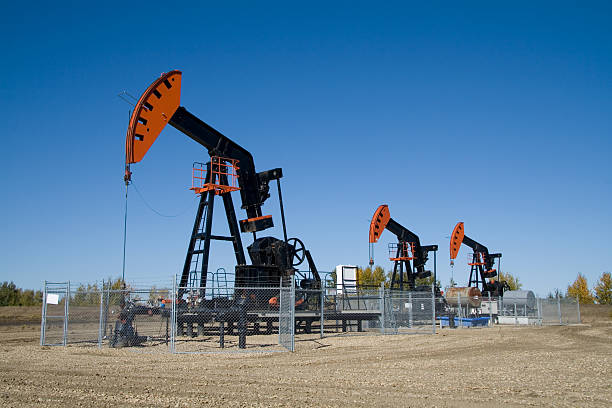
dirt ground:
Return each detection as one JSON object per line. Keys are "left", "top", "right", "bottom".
{"left": 0, "top": 305, "right": 610, "bottom": 407}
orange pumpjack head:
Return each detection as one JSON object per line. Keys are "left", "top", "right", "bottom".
{"left": 125, "top": 70, "right": 182, "bottom": 166}
{"left": 369, "top": 205, "right": 391, "bottom": 244}
{"left": 450, "top": 222, "right": 465, "bottom": 260}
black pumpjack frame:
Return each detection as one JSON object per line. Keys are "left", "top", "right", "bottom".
{"left": 461, "top": 235, "right": 503, "bottom": 296}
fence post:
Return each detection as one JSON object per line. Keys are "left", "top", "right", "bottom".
{"left": 408, "top": 291, "right": 413, "bottom": 328}
{"left": 379, "top": 282, "right": 385, "bottom": 334}
{"left": 98, "top": 280, "right": 104, "bottom": 348}
{"left": 536, "top": 297, "right": 542, "bottom": 326}
{"left": 104, "top": 284, "right": 110, "bottom": 338}
{"left": 576, "top": 296, "right": 581, "bottom": 324}
{"left": 557, "top": 293, "right": 562, "bottom": 325}
{"left": 431, "top": 284, "right": 436, "bottom": 334}
{"left": 457, "top": 293, "right": 462, "bottom": 328}
{"left": 40, "top": 281, "right": 47, "bottom": 346}
{"left": 320, "top": 286, "right": 324, "bottom": 339}
{"left": 488, "top": 292, "right": 492, "bottom": 327}
{"left": 290, "top": 275, "right": 295, "bottom": 352}
{"left": 514, "top": 303, "right": 517, "bottom": 325}
{"left": 279, "top": 277, "right": 283, "bottom": 338}
{"left": 170, "top": 275, "right": 176, "bottom": 353}
{"left": 63, "top": 281, "right": 70, "bottom": 346}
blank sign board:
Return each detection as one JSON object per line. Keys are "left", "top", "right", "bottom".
{"left": 46, "top": 293, "right": 59, "bottom": 305}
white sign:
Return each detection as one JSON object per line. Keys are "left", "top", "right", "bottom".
{"left": 335, "top": 265, "right": 358, "bottom": 294}
{"left": 46, "top": 293, "right": 59, "bottom": 305}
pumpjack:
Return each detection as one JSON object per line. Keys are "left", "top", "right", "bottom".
{"left": 124, "top": 70, "right": 319, "bottom": 290}
{"left": 449, "top": 222, "right": 507, "bottom": 297}
{"left": 368, "top": 205, "right": 440, "bottom": 294}
{"left": 121, "top": 70, "right": 320, "bottom": 348}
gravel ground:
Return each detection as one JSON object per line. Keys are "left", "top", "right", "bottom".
{"left": 0, "top": 308, "right": 610, "bottom": 407}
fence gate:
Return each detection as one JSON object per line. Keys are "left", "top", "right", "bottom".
{"left": 381, "top": 290, "right": 435, "bottom": 334}
{"left": 40, "top": 281, "right": 70, "bottom": 346}
{"left": 382, "top": 290, "right": 398, "bottom": 334}
{"left": 278, "top": 279, "right": 295, "bottom": 351}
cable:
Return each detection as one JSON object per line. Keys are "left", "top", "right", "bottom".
{"left": 131, "top": 180, "right": 197, "bottom": 218}
{"left": 122, "top": 183, "right": 129, "bottom": 286}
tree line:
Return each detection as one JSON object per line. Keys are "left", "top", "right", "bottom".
{"left": 0, "top": 282, "right": 43, "bottom": 306}
{"left": 566, "top": 272, "right": 611, "bottom": 304}
{"left": 3, "top": 271, "right": 610, "bottom": 306}
{"left": 329, "top": 265, "right": 523, "bottom": 291}
{"left": 0, "top": 278, "right": 129, "bottom": 307}
{"left": 333, "top": 266, "right": 612, "bottom": 305}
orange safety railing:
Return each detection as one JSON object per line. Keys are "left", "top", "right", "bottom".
{"left": 190, "top": 156, "right": 240, "bottom": 195}
{"left": 388, "top": 242, "right": 416, "bottom": 261}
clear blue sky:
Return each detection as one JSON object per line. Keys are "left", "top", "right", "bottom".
{"left": 1, "top": 2, "right": 610, "bottom": 296}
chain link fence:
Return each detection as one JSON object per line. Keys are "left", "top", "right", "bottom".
{"left": 102, "top": 288, "right": 171, "bottom": 349}
{"left": 318, "top": 286, "right": 385, "bottom": 337}
{"left": 382, "top": 290, "right": 436, "bottom": 334}
{"left": 279, "top": 281, "right": 295, "bottom": 351}
{"left": 537, "top": 295, "right": 581, "bottom": 325}
{"left": 495, "top": 295, "right": 580, "bottom": 325}
{"left": 304, "top": 284, "right": 437, "bottom": 339}
{"left": 40, "top": 281, "right": 172, "bottom": 348}
{"left": 67, "top": 289, "right": 102, "bottom": 346}
{"left": 41, "top": 280, "right": 438, "bottom": 350}
{"left": 40, "top": 282, "right": 69, "bottom": 346}
{"left": 440, "top": 291, "right": 581, "bottom": 326}
{"left": 43, "top": 279, "right": 582, "bottom": 352}
{"left": 171, "top": 284, "right": 290, "bottom": 353}
{"left": 441, "top": 292, "right": 495, "bottom": 328}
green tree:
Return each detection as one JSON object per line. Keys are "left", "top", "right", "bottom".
{"left": 72, "top": 283, "right": 101, "bottom": 306}
{"left": 148, "top": 286, "right": 162, "bottom": 305}
{"left": 594, "top": 272, "right": 612, "bottom": 305}
{"left": 102, "top": 278, "right": 132, "bottom": 307}
{"left": 0, "top": 282, "right": 19, "bottom": 306}
{"left": 357, "top": 266, "right": 387, "bottom": 288}
{"left": 567, "top": 273, "right": 595, "bottom": 304}
{"left": 415, "top": 275, "right": 441, "bottom": 289}
{"left": 328, "top": 268, "right": 337, "bottom": 287}
{"left": 497, "top": 271, "right": 522, "bottom": 291}
{"left": 0, "top": 282, "right": 43, "bottom": 306}
{"left": 19, "top": 289, "right": 42, "bottom": 306}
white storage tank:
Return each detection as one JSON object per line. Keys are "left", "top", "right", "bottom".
{"left": 502, "top": 290, "right": 536, "bottom": 308}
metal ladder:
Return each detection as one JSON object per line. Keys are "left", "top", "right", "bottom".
{"left": 186, "top": 203, "right": 208, "bottom": 289}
